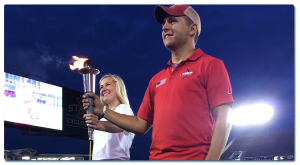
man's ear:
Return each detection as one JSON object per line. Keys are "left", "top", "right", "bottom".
{"left": 189, "top": 23, "right": 198, "bottom": 37}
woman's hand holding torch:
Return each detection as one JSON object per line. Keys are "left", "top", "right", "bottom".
{"left": 82, "top": 93, "right": 105, "bottom": 129}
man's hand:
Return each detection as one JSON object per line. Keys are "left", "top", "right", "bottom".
{"left": 82, "top": 93, "right": 104, "bottom": 116}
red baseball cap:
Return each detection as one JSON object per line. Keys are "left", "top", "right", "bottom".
{"left": 154, "top": 5, "right": 201, "bottom": 36}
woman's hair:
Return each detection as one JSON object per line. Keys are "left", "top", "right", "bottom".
{"left": 99, "top": 74, "right": 130, "bottom": 107}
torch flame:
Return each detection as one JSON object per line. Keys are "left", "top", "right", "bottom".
{"left": 69, "top": 56, "right": 88, "bottom": 70}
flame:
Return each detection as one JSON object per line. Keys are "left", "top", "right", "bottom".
{"left": 69, "top": 56, "right": 88, "bottom": 70}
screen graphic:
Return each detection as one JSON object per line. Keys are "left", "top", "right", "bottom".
{"left": 4, "top": 73, "right": 63, "bottom": 130}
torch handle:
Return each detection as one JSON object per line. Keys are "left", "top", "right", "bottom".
{"left": 86, "top": 94, "right": 94, "bottom": 115}
{"left": 86, "top": 94, "right": 94, "bottom": 141}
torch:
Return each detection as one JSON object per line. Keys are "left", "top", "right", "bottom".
{"left": 70, "top": 56, "right": 100, "bottom": 160}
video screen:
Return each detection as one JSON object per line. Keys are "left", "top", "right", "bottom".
{"left": 4, "top": 73, "right": 63, "bottom": 131}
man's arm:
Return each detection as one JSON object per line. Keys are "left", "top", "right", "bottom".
{"left": 83, "top": 93, "right": 152, "bottom": 135}
{"left": 104, "top": 109, "right": 152, "bottom": 135}
{"left": 205, "top": 103, "right": 232, "bottom": 160}
{"left": 84, "top": 113, "right": 124, "bottom": 133}
{"left": 84, "top": 113, "right": 152, "bottom": 135}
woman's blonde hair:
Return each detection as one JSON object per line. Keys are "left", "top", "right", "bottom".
{"left": 99, "top": 74, "right": 130, "bottom": 107}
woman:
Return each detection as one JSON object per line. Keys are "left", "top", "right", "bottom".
{"left": 84, "top": 74, "right": 134, "bottom": 160}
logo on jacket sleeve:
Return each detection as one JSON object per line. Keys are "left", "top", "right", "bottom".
{"left": 156, "top": 78, "right": 166, "bottom": 88}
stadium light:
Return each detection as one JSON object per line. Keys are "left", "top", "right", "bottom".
{"left": 228, "top": 103, "right": 273, "bottom": 126}
{"left": 60, "top": 157, "right": 75, "bottom": 160}
{"left": 22, "top": 156, "right": 30, "bottom": 160}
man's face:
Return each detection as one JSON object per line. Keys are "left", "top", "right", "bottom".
{"left": 161, "top": 16, "right": 190, "bottom": 49}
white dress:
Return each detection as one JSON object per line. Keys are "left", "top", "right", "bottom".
{"left": 92, "top": 104, "right": 135, "bottom": 160}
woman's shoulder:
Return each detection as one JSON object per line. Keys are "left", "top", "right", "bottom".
{"left": 115, "top": 104, "right": 134, "bottom": 115}
{"left": 117, "top": 104, "right": 133, "bottom": 112}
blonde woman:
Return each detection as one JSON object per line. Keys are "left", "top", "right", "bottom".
{"left": 83, "top": 74, "right": 134, "bottom": 160}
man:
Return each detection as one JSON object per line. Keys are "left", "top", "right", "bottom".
{"left": 83, "top": 5, "right": 234, "bottom": 160}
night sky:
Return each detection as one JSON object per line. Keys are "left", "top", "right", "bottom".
{"left": 2, "top": 3, "right": 296, "bottom": 161}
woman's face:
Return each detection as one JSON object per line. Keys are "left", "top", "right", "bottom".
{"left": 100, "top": 77, "right": 118, "bottom": 104}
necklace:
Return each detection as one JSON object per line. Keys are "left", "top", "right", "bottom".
{"left": 111, "top": 104, "right": 121, "bottom": 111}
